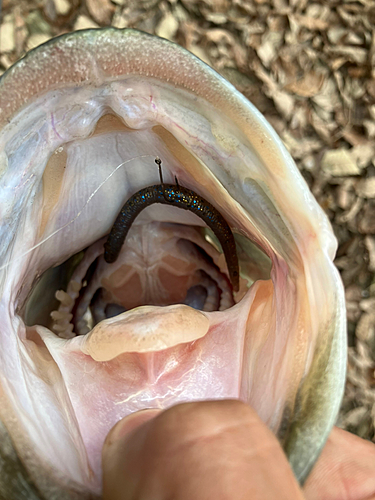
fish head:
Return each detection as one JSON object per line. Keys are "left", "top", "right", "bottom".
{"left": 0, "top": 29, "right": 346, "bottom": 499}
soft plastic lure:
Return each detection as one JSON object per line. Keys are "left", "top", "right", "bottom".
{"left": 104, "top": 159, "right": 239, "bottom": 292}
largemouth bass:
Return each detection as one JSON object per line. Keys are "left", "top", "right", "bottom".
{"left": 0, "top": 29, "right": 346, "bottom": 499}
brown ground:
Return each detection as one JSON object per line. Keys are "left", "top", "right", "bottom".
{"left": 0, "top": 0, "right": 374, "bottom": 441}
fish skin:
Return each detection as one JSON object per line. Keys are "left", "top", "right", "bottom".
{"left": 0, "top": 28, "right": 347, "bottom": 497}
{"left": 284, "top": 268, "right": 347, "bottom": 481}
{"left": 0, "top": 419, "right": 41, "bottom": 500}
{"left": 0, "top": 402, "right": 95, "bottom": 500}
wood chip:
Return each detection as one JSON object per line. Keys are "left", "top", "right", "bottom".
{"left": 325, "top": 45, "right": 368, "bottom": 65}
{"left": 360, "top": 297, "right": 375, "bottom": 314}
{"left": 86, "top": 0, "right": 114, "bottom": 26}
{"left": 322, "top": 148, "right": 361, "bottom": 176}
{"left": 55, "top": 0, "right": 71, "bottom": 16}
{"left": 284, "top": 71, "right": 325, "bottom": 98}
{"left": 356, "top": 178, "right": 375, "bottom": 198}
{"left": 364, "top": 120, "right": 375, "bottom": 139}
{"left": 340, "top": 406, "right": 370, "bottom": 428}
{"left": 73, "top": 15, "right": 99, "bottom": 31}
{"left": 294, "top": 13, "right": 329, "bottom": 31}
{"left": 356, "top": 313, "right": 375, "bottom": 343}
{"left": 359, "top": 203, "right": 375, "bottom": 234}
{"left": 257, "top": 32, "right": 282, "bottom": 67}
{"left": 350, "top": 143, "right": 375, "bottom": 170}
{"left": 156, "top": 12, "right": 179, "bottom": 41}
{"left": 337, "top": 179, "right": 356, "bottom": 210}
{"left": 25, "top": 11, "right": 52, "bottom": 36}
{"left": 0, "top": 16, "right": 15, "bottom": 53}
{"left": 365, "top": 236, "right": 375, "bottom": 272}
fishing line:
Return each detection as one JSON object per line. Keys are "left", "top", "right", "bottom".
{"left": 0, "top": 154, "right": 155, "bottom": 271}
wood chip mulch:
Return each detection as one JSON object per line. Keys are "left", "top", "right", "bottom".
{"left": 0, "top": 0, "right": 374, "bottom": 442}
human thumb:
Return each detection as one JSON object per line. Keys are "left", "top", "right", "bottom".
{"left": 102, "top": 400, "right": 304, "bottom": 500}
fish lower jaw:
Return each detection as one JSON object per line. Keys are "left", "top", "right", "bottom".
{"left": 31, "top": 292, "right": 253, "bottom": 493}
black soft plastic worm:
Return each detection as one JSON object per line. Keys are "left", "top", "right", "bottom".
{"left": 104, "top": 163, "right": 239, "bottom": 292}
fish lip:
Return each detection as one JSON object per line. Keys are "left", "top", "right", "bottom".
{"left": 0, "top": 28, "right": 347, "bottom": 491}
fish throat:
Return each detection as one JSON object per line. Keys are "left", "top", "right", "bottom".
{"left": 38, "top": 153, "right": 244, "bottom": 339}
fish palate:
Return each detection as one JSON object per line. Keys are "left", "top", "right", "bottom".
{"left": 0, "top": 29, "right": 346, "bottom": 499}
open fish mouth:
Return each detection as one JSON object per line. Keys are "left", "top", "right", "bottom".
{"left": 0, "top": 29, "right": 346, "bottom": 497}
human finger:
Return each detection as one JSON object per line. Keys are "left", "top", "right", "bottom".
{"left": 102, "top": 400, "right": 304, "bottom": 500}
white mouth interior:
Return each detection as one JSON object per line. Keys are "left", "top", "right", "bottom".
{"left": 0, "top": 76, "right": 331, "bottom": 493}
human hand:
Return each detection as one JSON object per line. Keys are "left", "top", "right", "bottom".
{"left": 102, "top": 400, "right": 375, "bottom": 500}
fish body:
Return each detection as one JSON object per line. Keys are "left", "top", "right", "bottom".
{"left": 0, "top": 29, "right": 346, "bottom": 499}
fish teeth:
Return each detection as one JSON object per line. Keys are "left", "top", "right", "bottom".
{"left": 52, "top": 288, "right": 77, "bottom": 336}
{"left": 50, "top": 311, "right": 73, "bottom": 322}
{"left": 55, "top": 290, "right": 73, "bottom": 307}
{"left": 67, "top": 279, "right": 81, "bottom": 295}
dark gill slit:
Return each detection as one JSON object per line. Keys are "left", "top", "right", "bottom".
{"left": 71, "top": 256, "right": 99, "bottom": 331}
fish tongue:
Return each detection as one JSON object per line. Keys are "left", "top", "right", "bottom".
{"left": 80, "top": 304, "right": 210, "bottom": 361}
